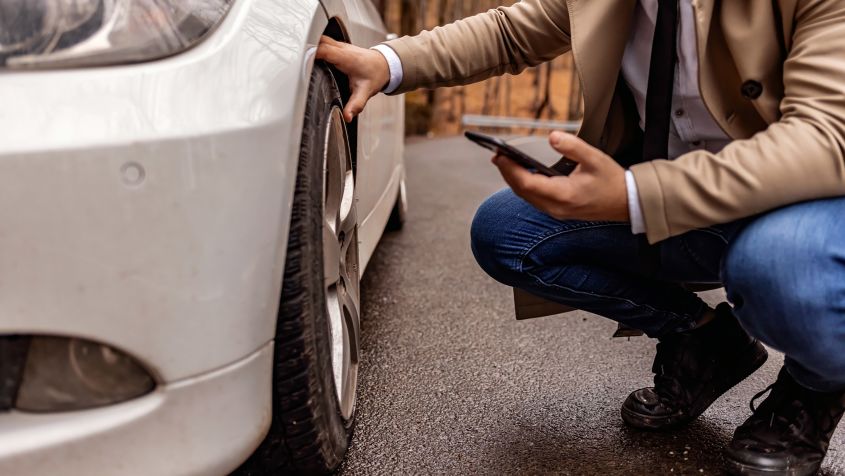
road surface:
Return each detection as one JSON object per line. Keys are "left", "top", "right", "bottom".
{"left": 340, "top": 136, "right": 845, "bottom": 475}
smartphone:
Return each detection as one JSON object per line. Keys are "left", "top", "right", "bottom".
{"left": 464, "top": 131, "right": 578, "bottom": 177}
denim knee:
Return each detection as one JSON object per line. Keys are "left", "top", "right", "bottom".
{"left": 470, "top": 190, "right": 524, "bottom": 285}
{"left": 724, "top": 202, "right": 845, "bottom": 391}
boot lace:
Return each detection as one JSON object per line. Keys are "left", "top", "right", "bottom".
{"left": 652, "top": 338, "right": 707, "bottom": 406}
{"left": 744, "top": 377, "right": 840, "bottom": 453}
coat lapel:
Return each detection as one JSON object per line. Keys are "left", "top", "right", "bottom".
{"left": 692, "top": 0, "right": 715, "bottom": 58}
{"left": 568, "top": 0, "right": 637, "bottom": 146}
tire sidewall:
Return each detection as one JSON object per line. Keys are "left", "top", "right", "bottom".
{"left": 304, "top": 63, "right": 356, "bottom": 439}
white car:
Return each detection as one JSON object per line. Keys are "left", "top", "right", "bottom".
{"left": 0, "top": 1, "right": 405, "bottom": 474}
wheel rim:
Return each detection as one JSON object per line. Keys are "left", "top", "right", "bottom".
{"left": 322, "top": 106, "right": 360, "bottom": 420}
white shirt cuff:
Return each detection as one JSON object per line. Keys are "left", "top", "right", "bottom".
{"left": 371, "top": 44, "right": 404, "bottom": 94}
{"left": 625, "top": 170, "right": 647, "bottom": 235}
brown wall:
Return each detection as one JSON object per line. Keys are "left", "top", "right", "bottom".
{"left": 372, "top": 0, "right": 581, "bottom": 136}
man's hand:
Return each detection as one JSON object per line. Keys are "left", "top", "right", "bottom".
{"left": 493, "top": 131, "right": 630, "bottom": 222}
{"left": 315, "top": 36, "right": 391, "bottom": 123}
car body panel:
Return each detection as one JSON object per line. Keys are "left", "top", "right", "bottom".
{"left": 0, "top": 343, "right": 274, "bottom": 476}
{"left": 0, "top": 0, "right": 403, "bottom": 384}
{"left": 0, "top": 0, "right": 404, "bottom": 471}
{"left": 0, "top": 0, "right": 327, "bottom": 382}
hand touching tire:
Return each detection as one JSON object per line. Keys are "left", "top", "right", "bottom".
{"left": 316, "top": 36, "right": 391, "bottom": 122}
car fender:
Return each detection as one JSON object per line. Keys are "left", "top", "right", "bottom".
{"left": 0, "top": 0, "right": 336, "bottom": 383}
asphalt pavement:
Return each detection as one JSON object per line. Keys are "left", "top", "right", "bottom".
{"left": 339, "top": 136, "right": 845, "bottom": 475}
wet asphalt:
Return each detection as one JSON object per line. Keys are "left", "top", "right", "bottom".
{"left": 339, "top": 136, "right": 845, "bottom": 476}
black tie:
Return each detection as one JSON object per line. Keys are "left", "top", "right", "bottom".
{"left": 632, "top": 0, "right": 680, "bottom": 292}
{"left": 642, "top": 0, "right": 679, "bottom": 160}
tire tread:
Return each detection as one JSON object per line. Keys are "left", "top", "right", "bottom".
{"left": 234, "top": 64, "right": 352, "bottom": 476}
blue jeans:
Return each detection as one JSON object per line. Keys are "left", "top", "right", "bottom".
{"left": 471, "top": 189, "right": 845, "bottom": 392}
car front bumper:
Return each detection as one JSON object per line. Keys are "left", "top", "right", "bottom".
{"left": 0, "top": 342, "right": 273, "bottom": 476}
{"left": 0, "top": 0, "right": 327, "bottom": 381}
{"left": 0, "top": 0, "right": 329, "bottom": 473}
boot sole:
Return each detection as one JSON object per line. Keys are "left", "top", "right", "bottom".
{"left": 622, "top": 341, "right": 769, "bottom": 431}
{"left": 724, "top": 457, "right": 821, "bottom": 476}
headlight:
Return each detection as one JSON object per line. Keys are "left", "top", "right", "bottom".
{"left": 0, "top": 335, "right": 156, "bottom": 413}
{"left": 0, "top": 0, "right": 234, "bottom": 70}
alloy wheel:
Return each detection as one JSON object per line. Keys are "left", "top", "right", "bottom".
{"left": 321, "top": 106, "right": 360, "bottom": 420}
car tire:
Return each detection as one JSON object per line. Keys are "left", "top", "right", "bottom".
{"left": 237, "top": 63, "right": 360, "bottom": 475}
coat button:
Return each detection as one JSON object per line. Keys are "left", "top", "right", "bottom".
{"left": 741, "top": 80, "right": 763, "bottom": 99}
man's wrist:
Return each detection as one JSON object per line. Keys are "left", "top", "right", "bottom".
{"left": 371, "top": 44, "right": 404, "bottom": 94}
{"left": 625, "top": 170, "right": 647, "bottom": 235}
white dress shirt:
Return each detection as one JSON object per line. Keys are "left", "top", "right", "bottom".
{"left": 374, "top": 0, "right": 731, "bottom": 235}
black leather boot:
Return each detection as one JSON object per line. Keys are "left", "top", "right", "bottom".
{"left": 622, "top": 303, "right": 768, "bottom": 430}
{"left": 725, "top": 367, "right": 845, "bottom": 475}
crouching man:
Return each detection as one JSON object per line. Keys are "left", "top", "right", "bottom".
{"left": 317, "top": 1, "right": 845, "bottom": 473}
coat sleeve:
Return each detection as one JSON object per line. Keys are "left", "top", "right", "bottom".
{"left": 383, "top": 0, "right": 572, "bottom": 94}
{"left": 630, "top": 0, "right": 845, "bottom": 243}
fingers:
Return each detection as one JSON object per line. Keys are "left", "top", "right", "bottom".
{"left": 549, "top": 131, "right": 602, "bottom": 170}
{"left": 494, "top": 138, "right": 629, "bottom": 222}
{"left": 493, "top": 156, "right": 566, "bottom": 212}
{"left": 319, "top": 35, "right": 341, "bottom": 46}
{"left": 316, "top": 37, "right": 345, "bottom": 66}
{"left": 344, "top": 86, "right": 370, "bottom": 123}
{"left": 493, "top": 155, "right": 537, "bottom": 190}
{"left": 316, "top": 36, "right": 381, "bottom": 122}
{"left": 316, "top": 36, "right": 358, "bottom": 72}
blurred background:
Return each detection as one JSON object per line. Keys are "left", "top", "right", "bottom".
{"left": 370, "top": 0, "right": 582, "bottom": 136}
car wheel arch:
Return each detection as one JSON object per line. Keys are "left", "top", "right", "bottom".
{"left": 320, "top": 17, "right": 359, "bottom": 174}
